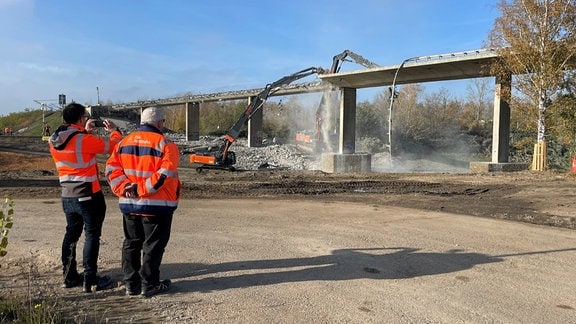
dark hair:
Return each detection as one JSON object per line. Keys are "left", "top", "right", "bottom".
{"left": 62, "top": 103, "right": 86, "bottom": 124}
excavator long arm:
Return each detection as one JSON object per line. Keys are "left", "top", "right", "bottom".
{"left": 226, "top": 67, "right": 322, "bottom": 141}
{"left": 190, "top": 66, "right": 324, "bottom": 170}
{"left": 330, "top": 49, "right": 380, "bottom": 73}
{"left": 309, "top": 50, "right": 380, "bottom": 150}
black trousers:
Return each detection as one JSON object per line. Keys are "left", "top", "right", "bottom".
{"left": 122, "top": 212, "right": 173, "bottom": 290}
{"left": 61, "top": 191, "right": 106, "bottom": 280}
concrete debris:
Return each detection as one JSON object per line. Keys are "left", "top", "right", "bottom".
{"left": 106, "top": 117, "right": 320, "bottom": 171}
{"left": 170, "top": 134, "right": 321, "bottom": 171}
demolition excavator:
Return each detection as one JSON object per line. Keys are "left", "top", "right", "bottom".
{"left": 301, "top": 50, "right": 380, "bottom": 152}
{"left": 189, "top": 66, "right": 325, "bottom": 171}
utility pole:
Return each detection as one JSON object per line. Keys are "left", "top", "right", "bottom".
{"left": 96, "top": 86, "right": 100, "bottom": 105}
{"left": 33, "top": 99, "right": 59, "bottom": 122}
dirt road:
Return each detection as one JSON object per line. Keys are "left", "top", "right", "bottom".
{"left": 2, "top": 195, "right": 576, "bottom": 323}
{"left": 1, "top": 151, "right": 576, "bottom": 322}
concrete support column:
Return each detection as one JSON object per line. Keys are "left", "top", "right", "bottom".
{"left": 470, "top": 73, "right": 525, "bottom": 172}
{"left": 492, "top": 74, "right": 511, "bottom": 163}
{"left": 339, "top": 87, "right": 357, "bottom": 154}
{"left": 248, "top": 96, "right": 263, "bottom": 147}
{"left": 185, "top": 102, "right": 200, "bottom": 141}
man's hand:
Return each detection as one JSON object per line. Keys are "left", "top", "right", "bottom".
{"left": 102, "top": 119, "right": 118, "bottom": 132}
{"left": 85, "top": 118, "right": 98, "bottom": 132}
{"left": 123, "top": 183, "right": 138, "bottom": 198}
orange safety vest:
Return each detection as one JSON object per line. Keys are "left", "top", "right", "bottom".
{"left": 49, "top": 124, "right": 122, "bottom": 197}
{"left": 106, "top": 124, "right": 181, "bottom": 215}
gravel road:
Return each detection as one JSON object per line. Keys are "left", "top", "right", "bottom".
{"left": 2, "top": 196, "right": 575, "bottom": 323}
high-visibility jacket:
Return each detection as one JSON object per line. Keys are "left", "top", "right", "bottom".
{"left": 105, "top": 124, "right": 181, "bottom": 216}
{"left": 49, "top": 124, "right": 122, "bottom": 197}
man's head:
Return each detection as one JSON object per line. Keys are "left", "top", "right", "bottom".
{"left": 141, "top": 107, "right": 166, "bottom": 127}
{"left": 62, "top": 103, "right": 88, "bottom": 124}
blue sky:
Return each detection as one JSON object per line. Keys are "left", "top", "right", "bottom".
{"left": 0, "top": 0, "right": 500, "bottom": 115}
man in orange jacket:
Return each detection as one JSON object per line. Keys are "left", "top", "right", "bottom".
{"left": 49, "top": 102, "right": 122, "bottom": 292}
{"left": 106, "top": 107, "right": 181, "bottom": 298}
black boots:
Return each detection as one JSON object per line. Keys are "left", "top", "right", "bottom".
{"left": 83, "top": 275, "right": 115, "bottom": 293}
{"left": 62, "top": 272, "right": 83, "bottom": 288}
{"left": 141, "top": 279, "right": 171, "bottom": 298}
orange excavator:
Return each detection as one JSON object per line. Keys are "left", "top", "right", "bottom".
{"left": 189, "top": 67, "right": 325, "bottom": 171}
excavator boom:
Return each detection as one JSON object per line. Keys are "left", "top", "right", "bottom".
{"left": 305, "top": 50, "right": 380, "bottom": 152}
{"left": 330, "top": 49, "right": 380, "bottom": 73}
{"left": 190, "top": 67, "right": 324, "bottom": 170}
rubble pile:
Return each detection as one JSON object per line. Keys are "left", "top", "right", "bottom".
{"left": 106, "top": 117, "right": 318, "bottom": 171}
{"left": 170, "top": 134, "right": 320, "bottom": 171}
{"left": 232, "top": 139, "right": 320, "bottom": 170}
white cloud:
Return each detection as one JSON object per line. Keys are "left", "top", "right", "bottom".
{"left": 17, "top": 62, "right": 72, "bottom": 75}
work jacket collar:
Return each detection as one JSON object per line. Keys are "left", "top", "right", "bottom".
{"left": 49, "top": 124, "right": 86, "bottom": 150}
{"left": 138, "top": 123, "right": 164, "bottom": 135}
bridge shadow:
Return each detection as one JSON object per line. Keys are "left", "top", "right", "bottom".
{"left": 153, "top": 247, "right": 555, "bottom": 294}
{"left": 159, "top": 247, "right": 576, "bottom": 294}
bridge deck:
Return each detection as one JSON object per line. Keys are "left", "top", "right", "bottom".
{"left": 319, "top": 50, "right": 498, "bottom": 88}
{"left": 110, "top": 49, "right": 499, "bottom": 109}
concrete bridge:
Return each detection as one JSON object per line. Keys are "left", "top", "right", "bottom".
{"left": 109, "top": 48, "right": 520, "bottom": 173}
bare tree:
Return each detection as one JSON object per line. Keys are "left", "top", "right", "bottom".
{"left": 465, "top": 78, "right": 493, "bottom": 123}
{"left": 393, "top": 84, "right": 428, "bottom": 142}
{"left": 487, "top": 0, "right": 576, "bottom": 166}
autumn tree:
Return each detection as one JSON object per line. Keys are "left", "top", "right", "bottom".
{"left": 549, "top": 71, "right": 576, "bottom": 141}
{"left": 391, "top": 84, "right": 432, "bottom": 154}
{"left": 487, "top": 0, "right": 576, "bottom": 169}
{"left": 461, "top": 78, "right": 493, "bottom": 133}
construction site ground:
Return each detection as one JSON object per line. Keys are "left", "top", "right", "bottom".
{"left": 1, "top": 151, "right": 575, "bottom": 323}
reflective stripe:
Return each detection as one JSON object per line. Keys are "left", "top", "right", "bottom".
{"left": 108, "top": 174, "right": 127, "bottom": 188}
{"left": 145, "top": 177, "right": 157, "bottom": 194}
{"left": 59, "top": 174, "right": 99, "bottom": 183}
{"left": 118, "top": 145, "right": 162, "bottom": 157}
{"left": 157, "top": 139, "right": 167, "bottom": 152}
{"left": 105, "top": 164, "right": 122, "bottom": 174}
{"left": 124, "top": 169, "right": 154, "bottom": 177}
{"left": 119, "top": 197, "right": 178, "bottom": 207}
{"left": 55, "top": 157, "right": 96, "bottom": 169}
{"left": 158, "top": 168, "right": 178, "bottom": 178}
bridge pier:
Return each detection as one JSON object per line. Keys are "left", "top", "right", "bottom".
{"left": 469, "top": 74, "right": 526, "bottom": 172}
{"left": 185, "top": 102, "right": 200, "bottom": 141}
{"left": 321, "top": 87, "right": 372, "bottom": 173}
{"left": 321, "top": 153, "right": 372, "bottom": 173}
{"left": 247, "top": 96, "right": 264, "bottom": 147}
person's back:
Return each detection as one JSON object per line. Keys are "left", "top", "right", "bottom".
{"left": 106, "top": 107, "right": 181, "bottom": 298}
{"left": 49, "top": 102, "right": 122, "bottom": 292}
{"left": 50, "top": 126, "right": 119, "bottom": 197}
{"left": 106, "top": 123, "right": 181, "bottom": 215}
